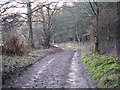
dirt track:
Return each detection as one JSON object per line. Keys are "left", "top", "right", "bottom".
{"left": 3, "top": 49, "right": 96, "bottom": 88}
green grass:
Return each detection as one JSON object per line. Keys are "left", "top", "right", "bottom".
{"left": 81, "top": 53, "right": 120, "bottom": 88}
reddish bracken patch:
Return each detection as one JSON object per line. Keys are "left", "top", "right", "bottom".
{"left": 2, "top": 35, "right": 28, "bottom": 56}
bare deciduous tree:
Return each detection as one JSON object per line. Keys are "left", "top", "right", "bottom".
{"left": 33, "top": 1, "right": 62, "bottom": 48}
{"left": 0, "top": 1, "right": 22, "bottom": 41}
{"left": 88, "top": 1, "right": 100, "bottom": 52}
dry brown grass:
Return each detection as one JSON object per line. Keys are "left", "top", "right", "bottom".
{"left": 57, "top": 42, "right": 94, "bottom": 52}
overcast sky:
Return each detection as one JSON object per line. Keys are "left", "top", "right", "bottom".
{"left": 0, "top": 0, "right": 119, "bottom": 2}
{"left": 0, "top": 0, "right": 119, "bottom": 15}
{"left": 0, "top": 0, "right": 78, "bottom": 14}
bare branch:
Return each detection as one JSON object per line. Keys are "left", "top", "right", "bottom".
{"left": 88, "top": 0, "right": 97, "bottom": 15}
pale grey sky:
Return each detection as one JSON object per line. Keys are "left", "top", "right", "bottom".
{"left": 0, "top": 0, "right": 77, "bottom": 14}
{"left": 0, "top": 0, "right": 119, "bottom": 15}
{"left": 0, "top": 0, "right": 119, "bottom": 2}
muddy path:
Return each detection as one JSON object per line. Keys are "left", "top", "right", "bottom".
{"left": 3, "top": 49, "right": 96, "bottom": 88}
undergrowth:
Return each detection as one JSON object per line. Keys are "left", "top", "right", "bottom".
{"left": 82, "top": 53, "right": 120, "bottom": 88}
{"left": 1, "top": 48, "right": 62, "bottom": 80}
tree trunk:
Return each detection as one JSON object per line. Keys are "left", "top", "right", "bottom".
{"left": 117, "top": 2, "right": 120, "bottom": 64}
{"left": 89, "top": 2, "right": 99, "bottom": 52}
{"left": 44, "top": 35, "right": 51, "bottom": 49}
{"left": 27, "top": 2, "right": 34, "bottom": 48}
{"left": 95, "top": 6, "right": 99, "bottom": 52}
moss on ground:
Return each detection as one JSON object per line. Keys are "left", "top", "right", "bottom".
{"left": 1, "top": 48, "right": 62, "bottom": 80}
{"left": 81, "top": 53, "right": 120, "bottom": 88}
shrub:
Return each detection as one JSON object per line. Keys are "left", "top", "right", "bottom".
{"left": 2, "top": 35, "right": 28, "bottom": 56}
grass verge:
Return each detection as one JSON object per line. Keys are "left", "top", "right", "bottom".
{"left": 56, "top": 42, "right": 81, "bottom": 50}
{"left": 1, "top": 48, "right": 62, "bottom": 80}
{"left": 81, "top": 53, "right": 120, "bottom": 88}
